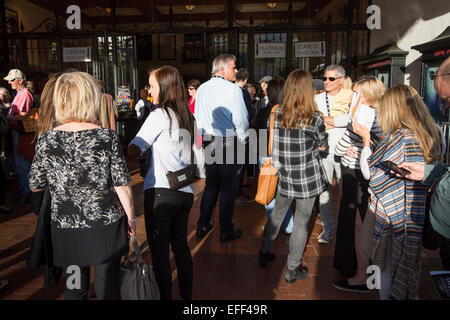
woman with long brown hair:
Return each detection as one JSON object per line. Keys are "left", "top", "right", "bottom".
{"left": 129, "top": 66, "right": 195, "bottom": 300}
{"left": 352, "top": 84, "right": 441, "bottom": 299}
{"left": 258, "top": 69, "right": 328, "bottom": 283}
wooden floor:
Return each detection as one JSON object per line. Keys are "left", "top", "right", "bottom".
{"left": 0, "top": 157, "right": 445, "bottom": 300}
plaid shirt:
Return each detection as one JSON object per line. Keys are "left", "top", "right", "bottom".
{"left": 270, "top": 109, "right": 328, "bottom": 199}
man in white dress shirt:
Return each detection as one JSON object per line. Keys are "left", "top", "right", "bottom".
{"left": 314, "top": 64, "right": 347, "bottom": 244}
{"left": 195, "top": 54, "right": 249, "bottom": 244}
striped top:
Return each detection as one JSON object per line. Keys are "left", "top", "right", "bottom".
{"left": 367, "top": 129, "right": 427, "bottom": 300}
{"left": 334, "top": 115, "right": 383, "bottom": 170}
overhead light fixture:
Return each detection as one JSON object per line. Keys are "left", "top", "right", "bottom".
{"left": 185, "top": 5, "right": 196, "bottom": 11}
{"left": 266, "top": 2, "right": 278, "bottom": 9}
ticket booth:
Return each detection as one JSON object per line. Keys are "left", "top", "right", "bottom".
{"left": 358, "top": 43, "right": 408, "bottom": 88}
{"left": 412, "top": 26, "right": 450, "bottom": 162}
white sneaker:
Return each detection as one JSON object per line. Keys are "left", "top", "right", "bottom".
{"left": 318, "top": 230, "right": 333, "bottom": 244}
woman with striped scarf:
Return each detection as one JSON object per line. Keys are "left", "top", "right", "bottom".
{"left": 352, "top": 84, "right": 442, "bottom": 300}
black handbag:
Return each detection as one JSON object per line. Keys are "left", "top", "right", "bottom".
{"left": 158, "top": 154, "right": 194, "bottom": 190}
{"left": 165, "top": 166, "right": 194, "bottom": 190}
{"left": 119, "top": 236, "right": 160, "bottom": 300}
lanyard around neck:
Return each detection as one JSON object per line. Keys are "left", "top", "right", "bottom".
{"left": 325, "top": 93, "right": 331, "bottom": 117}
{"left": 212, "top": 75, "right": 226, "bottom": 81}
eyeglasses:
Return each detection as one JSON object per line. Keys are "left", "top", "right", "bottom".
{"left": 322, "top": 77, "right": 343, "bottom": 82}
{"left": 430, "top": 71, "right": 450, "bottom": 81}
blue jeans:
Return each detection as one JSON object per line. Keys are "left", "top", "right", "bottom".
{"left": 11, "top": 131, "right": 31, "bottom": 196}
{"left": 258, "top": 157, "right": 293, "bottom": 233}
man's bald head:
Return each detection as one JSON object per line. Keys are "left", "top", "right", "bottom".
{"left": 434, "top": 56, "right": 450, "bottom": 105}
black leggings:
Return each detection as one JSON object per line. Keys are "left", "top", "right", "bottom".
{"left": 144, "top": 188, "right": 194, "bottom": 300}
{"left": 333, "top": 165, "right": 370, "bottom": 278}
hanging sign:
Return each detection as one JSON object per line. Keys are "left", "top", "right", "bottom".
{"left": 63, "top": 47, "right": 91, "bottom": 62}
{"left": 295, "top": 41, "right": 326, "bottom": 58}
{"left": 255, "top": 43, "right": 286, "bottom": 58}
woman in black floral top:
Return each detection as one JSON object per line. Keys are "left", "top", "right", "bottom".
{"left": 28, "top": 72, "right": 135, "bottom": 300}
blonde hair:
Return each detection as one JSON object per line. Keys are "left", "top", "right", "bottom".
{"left": 36, "top": 72, "right": 63, "bottom": 137}
{"left": 53, "top": 72, "right": 100, "bottom": 124}
{"left": 378, "top": 84, "right": 442, "bottom": 163}
{"left": 354, "top": 76, "right": 385, "bottom": 109}
{"left": 279, "top": 69, "right": 319, "bottom": 129}
{"left": 340, "top": 76, "right": 353, "bottom": 90}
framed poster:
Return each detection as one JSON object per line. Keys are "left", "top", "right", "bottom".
{"left": 158, "top": 34, "right": 176, "bottom": 60}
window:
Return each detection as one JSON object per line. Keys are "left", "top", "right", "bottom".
{"left": 183, "top": 33, "right": 204, "bottom": 61}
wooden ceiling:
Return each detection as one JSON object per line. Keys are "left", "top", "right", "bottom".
{"left": 26, "top": 0, "right": 342, "bottom": 26}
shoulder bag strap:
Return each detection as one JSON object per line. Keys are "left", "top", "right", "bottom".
{"left": 268, "top": 104, "right": 279, "bottom": 156}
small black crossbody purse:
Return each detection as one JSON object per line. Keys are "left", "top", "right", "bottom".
{"left": 165, "top": 166, "right": 194, "bottom": 190}
{"left": 158, "top": 154, "right": 194, "bottom": 190}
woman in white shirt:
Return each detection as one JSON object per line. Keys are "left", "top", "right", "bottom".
{"left": 128, "top": 66, "right": 196, "bottom": 300}
{"left": 135, "top": 88, "right": 151, "bottom": 129}
{"left": 333, "top": 76, "right": 385, "bottom": 293}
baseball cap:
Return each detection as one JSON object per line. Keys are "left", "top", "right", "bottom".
{"left": 4, "top": 69, "right": 24, "bottom": 81}
{"left": 259, "top": 76, "right": 272, "bottom": 84}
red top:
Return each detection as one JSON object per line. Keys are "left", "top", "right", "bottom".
{"left": 188, "top": 96, "right": 196, "bottom": 114}
{"left": 9, "top": 87, "right": 34, "bottom": 132}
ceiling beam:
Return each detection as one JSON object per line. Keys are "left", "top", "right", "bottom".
{"left": 85, "top": 9, "right": 313, "bottom": 25}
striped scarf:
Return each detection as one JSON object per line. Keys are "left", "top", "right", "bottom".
{"left": 368, "top": 129, "right": 427, "bottom": 300}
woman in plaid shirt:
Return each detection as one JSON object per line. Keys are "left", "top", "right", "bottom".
{"left": 259, "top": 69, "right": 328, "bottom": 284}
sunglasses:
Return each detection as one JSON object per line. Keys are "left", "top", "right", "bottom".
{"left": 430, "top": 71, "right": 450, "bottom": 81}
{"left": 322, "top": 77, "right": 343, "bottom": 82}
{"left": 188, "top": 87, "right": 196, "bottom": 90}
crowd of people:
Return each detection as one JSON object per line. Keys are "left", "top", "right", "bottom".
{"left": 0, "top": 53, "right": 449, "bottom": 300}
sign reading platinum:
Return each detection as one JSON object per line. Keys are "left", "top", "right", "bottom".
{"left": 255, "top": 43, "right": 286, "bottom": 58}
{"left": 63, "top": 47, "right": 92, "bottom": 62}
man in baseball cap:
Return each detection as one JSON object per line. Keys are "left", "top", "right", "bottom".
{"left": 4, "top": 68, "right": 34, "bottom": 204}
{"left": 3, "top": 69, "right": 25, "bottom": 82}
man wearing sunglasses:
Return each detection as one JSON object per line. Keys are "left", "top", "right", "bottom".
{"left": 313, "top": 64, "right": 346, "bottom": 245}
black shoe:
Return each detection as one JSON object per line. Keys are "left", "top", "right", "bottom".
{"left": 258, "top": 251, "right": 275, "bottom": 267}
{"left": 220, "top": 229, "right": 242, "bottom": 244}
{"left": 333, "top": 279, "right": 370, "bottom": 293}
{"left": 196, "top": 224, "right": 213, "bottom": 240}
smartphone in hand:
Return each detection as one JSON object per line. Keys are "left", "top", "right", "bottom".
{"left": 380, "top": 160, "right": 411, "bottom": 177}
{"left": 370, "top": 132, "right": 381, "bottom": 145}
